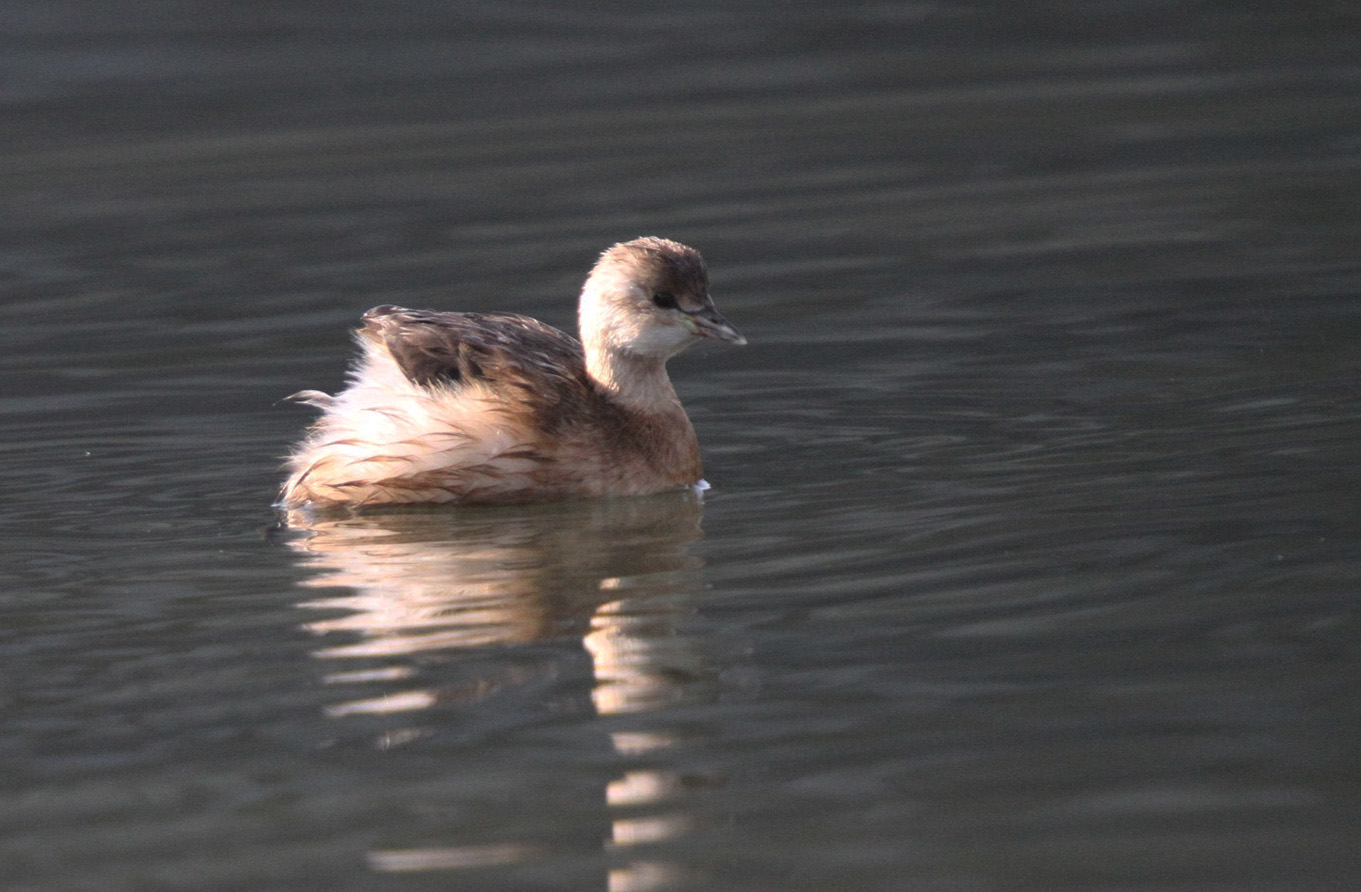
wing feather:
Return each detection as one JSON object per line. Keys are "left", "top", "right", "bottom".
{"left": 359, "top": 305, "right": 595, "bottom": 430}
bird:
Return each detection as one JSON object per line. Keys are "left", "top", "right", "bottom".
{"left": 279, "top": 236, "right": 745, "bottom": 508}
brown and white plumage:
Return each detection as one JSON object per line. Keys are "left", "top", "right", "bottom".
{"left": 279, "top": 237, "right": 744, "bottom": 508}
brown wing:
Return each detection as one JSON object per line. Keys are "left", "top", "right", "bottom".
{"left": 359, "top": 305, "right": 597, "bottom": 430}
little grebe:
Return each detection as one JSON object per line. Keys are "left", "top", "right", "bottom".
{"left": 280, "top": 237, "right": 744, "bottom": 507}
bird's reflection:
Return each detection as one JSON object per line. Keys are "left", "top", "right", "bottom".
{"left": 283, "top": 491, "right": 721, "bottom": 891}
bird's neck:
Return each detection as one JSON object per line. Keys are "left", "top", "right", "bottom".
{"left": 585, "top": 345, "right": 684, "bottom": 412}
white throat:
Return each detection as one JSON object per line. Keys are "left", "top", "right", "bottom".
{"left": 579, "top": 278, "right": 694, "bottom": 408}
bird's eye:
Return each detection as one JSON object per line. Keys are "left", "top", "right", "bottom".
{"left": 651, "top": 291, "right": 679, "bottom": 310}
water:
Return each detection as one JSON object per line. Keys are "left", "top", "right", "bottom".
{"left": 3, "top": 2, "right": 1360, "bottom": 890}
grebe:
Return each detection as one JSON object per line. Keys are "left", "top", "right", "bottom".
{"left": 280, "top": 237, "right": 744, "bottom": 508}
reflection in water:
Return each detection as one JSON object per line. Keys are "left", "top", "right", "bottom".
{"left": 284, "top": 493, "right": 720, "bottom": 890}
{"left": 586, "top": 593, "right": 716, "bottom": 892}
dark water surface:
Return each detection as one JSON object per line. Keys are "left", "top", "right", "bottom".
{"left": 3, "top": 3, "right": 1360, "bottom": 890}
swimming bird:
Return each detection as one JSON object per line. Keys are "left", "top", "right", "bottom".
{"left": 280, "top": 237, "right": 745, "bottom": 508}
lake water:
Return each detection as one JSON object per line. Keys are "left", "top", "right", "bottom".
{"left": 3, "top": 2, "right": 1360, "bottom": 890}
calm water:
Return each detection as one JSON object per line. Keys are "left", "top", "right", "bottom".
{"left": 3, "top": 3, "right": 1360, "bottom": 890}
